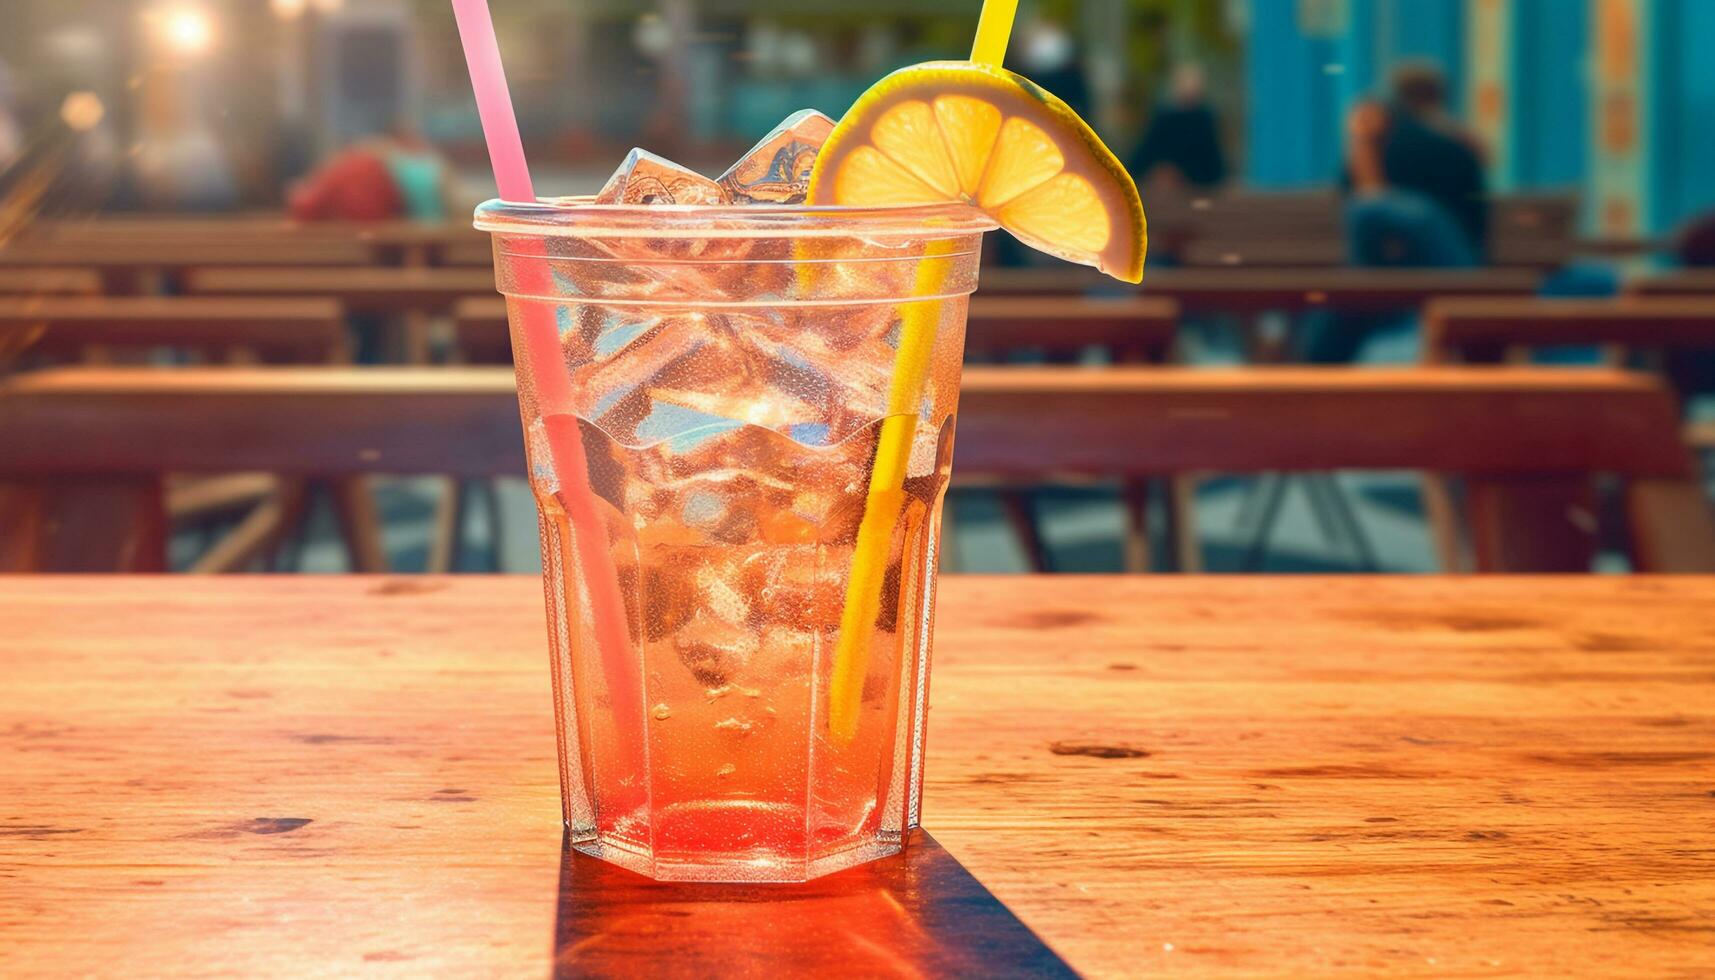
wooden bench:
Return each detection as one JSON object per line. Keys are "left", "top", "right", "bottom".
{"left": 0, "top": 297, "right": 349, "bottom": 363}
{"left": 0, "top": 240, "right": 377, "bottom": 295}
{"left": 1142, "top": 268, "right": 1543, "bottom": 314}
{"left": 1630, "top": 270, "right": 1715, "bottom": 296}
{"left": 1179, "top": 238, "right": 1609, "bottom": 270}
{"left": 28, "top": 218, "right": 486, "bottom": 267}
{"left": 978, "top": 266, "right": 1543, "bottom": 314}
{"left": 1423, "top": 296, "right": 1715, "bottom": 364}
{"left": 0, "top": 368, "right": 521, "bottom": 573}
{"left": 181, "top": 267, "right": 498, "bottom": 312}
{"left": 439, "top": 240, "right": 497, "bottom": 267}
{"left": 9, "top": 365, "right": 1707, "bottom": 576}
{"left": 0, "top": 299, "right": 366, "bottom": 573}
{"left": 953, "top": 366, "right": 1715, "bottom": 573}
{"left": 0, "top": 268, "right": 102, "bottom": 295}
{"left": 184, "top": 267, "right": 500, "bottom": 363}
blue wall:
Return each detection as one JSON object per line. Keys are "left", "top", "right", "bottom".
{"left": 1245, "top": 0, "right": 1343, "bottom": 186}
{"left": 1651, "top": 0, "right": 1715, "bottom": 230}
{"left": 1510, "top": 0, "right": 1588, "bottom": 189}
{"left": 1246, "top": 0, "right": 1466, "bottom": 187}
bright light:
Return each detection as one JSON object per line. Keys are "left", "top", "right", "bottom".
{"left": 59, "top": 92, "right": 106, "bottom": 132}
{"left": 270, "top": 0, "right": 307, "bottom": 19}
{"left": 160, "top": 8, "right": 212, "bottom": 54}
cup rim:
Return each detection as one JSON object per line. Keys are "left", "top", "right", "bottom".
{"left": 474, "top": 196, "right": 998, "bottom": 238}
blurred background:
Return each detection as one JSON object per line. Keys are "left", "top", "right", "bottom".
{"left": 3, "top": 0, "right": 1711, "bottom": 233}
{"left": 3, "top": 0, "right": 1714, "bottom": 576}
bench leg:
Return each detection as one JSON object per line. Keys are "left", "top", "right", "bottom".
{"left": 1169, "top": 474, "right": 1202, "bottom": 572}
{"left": 936, "top": 492, "right": 959, "bottom": 573}
{"left": 1625, "top": 477, "right": 1715, "bottom": 573}
{"left": 0, "top": 478, "right": 166, "bottom": 572}
{"left": 428, "top": 477, "right": 467, "bottom": 574}
{"left": 479, "top": 478, "right": 507, "bottom": 571}
{"left": 1237, "top": 475, "right": 1289, "bottom": 571}
{"left": 190, "top": 481, "right": 311, "bottom": 574}
{"left": 1420, "top": 474, "right": 1466, "bottom": 572}
{"left": 1305, "top": 474, "right": 1378, "bottom": 572}
{"left": 1464, "top": 476, "right": 1596, "bottom": 572}
{"left": 997, "top": 488, "right": 1050, "bottom": 572}
{"left": 1121, "top": 479, "right": 1151, "bottom": 573}
{"left": 329, "top": 477, "right": 388, "bottom": 573}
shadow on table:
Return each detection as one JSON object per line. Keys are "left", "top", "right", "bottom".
{"left": 552, "top": 828, "right": 1075, "bottom": 978}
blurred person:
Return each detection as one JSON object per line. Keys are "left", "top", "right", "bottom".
{"left": 1343, "top": 62, "right": 1489, "bottom": 262}
{"left": 1676, "top": 209, "right": 1715, "bottom": 267}
{"left": 1015, "top": 17, "right": 1091, "bottom": 123}
{"left": 1658, "top": 210, "right": 1715, "bottom": 397}
{"left": 289, "top": 123, "right": 451, "bottom": 223}
{"left": 1302, "top": 64, "right": 1489, "bottom": 363}
{"left": 1130, "top": 64, "right": 1227, "bottom": 189}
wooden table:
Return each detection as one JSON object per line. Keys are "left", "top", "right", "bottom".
{"left": 3, "top": 577, "right": 1712, "bottom": 976}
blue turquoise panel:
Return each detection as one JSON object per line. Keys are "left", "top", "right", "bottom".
{"left": 1511, "top": 0, "right": 1590, "bottom": 189}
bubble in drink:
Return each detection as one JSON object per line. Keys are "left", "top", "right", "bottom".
{"left": 717, "top": 109, "right": 835, "bottom": 205}
{"left": 595, "top": 148, "right": 729, "bottom": 205}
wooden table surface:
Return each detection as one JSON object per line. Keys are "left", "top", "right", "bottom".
{"left": 3, "top": 576, "right": 1712, "bottom": 977}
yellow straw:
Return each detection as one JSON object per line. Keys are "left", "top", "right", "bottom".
{"left": 827, "top": 0, "right": 1017, "bottom": 742}
{"left": 970, "top": 0, "right": 1019, "bottom": 66}
{"left": 827, "top": 244, "right": 953, "bottom": 741}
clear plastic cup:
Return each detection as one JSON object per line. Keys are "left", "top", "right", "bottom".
{"left": 476, "top": 198, "right": 992, "bottom": 882}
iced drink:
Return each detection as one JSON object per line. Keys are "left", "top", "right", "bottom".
{"left": 478, "top": 188, "right": 990, "bottom": 882}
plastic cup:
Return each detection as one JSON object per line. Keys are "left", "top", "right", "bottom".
{"left": 476, "top": 199, "right": 992, "bottom": 882}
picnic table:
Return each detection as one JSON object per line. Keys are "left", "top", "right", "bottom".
{"left": 3, "top": 576, "right": 1711, "bottom": 976}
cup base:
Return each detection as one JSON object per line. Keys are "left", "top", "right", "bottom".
{"left": 572, "top": 824, "right": 903, "bottom": 883}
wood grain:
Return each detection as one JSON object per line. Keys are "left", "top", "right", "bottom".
{"left": 1, "top": 577, "right": 1712, "bottom": 977}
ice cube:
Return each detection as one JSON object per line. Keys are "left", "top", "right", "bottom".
{"left": 595, "top": 148, "right": 729, "bottom": 206}
{"left": 675, "top": 608, "right": 758, "bottom": 687}
{"left": 743, "top": 546, "right": 847, "bottom": 631}
{"left": 717, "top": 109, "right": 835, "bottom": 205}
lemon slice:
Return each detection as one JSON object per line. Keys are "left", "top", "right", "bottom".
{"left": 807, "top": 60, "right": 1146, "bottom": 283}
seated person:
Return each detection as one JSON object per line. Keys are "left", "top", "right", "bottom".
{"left": 1130, "top": 64, "right": 1228, "bottom": 191}
{"left": 289, "top": 126, "right": 450, "bottom": 223}
{"left": 1343, "top": 62, "right": 1488, "bottom": 265}
{"left": 1306, "top": 64, "right": 1490, "bottom": 363}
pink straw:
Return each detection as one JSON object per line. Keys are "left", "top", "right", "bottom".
{"left": 451, "top": 0, "right": 536, "bottom": 202}
{"left": 451, "top": 0, "right": 641, "bottom": 738}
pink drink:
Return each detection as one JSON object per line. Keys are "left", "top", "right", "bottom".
{"left": 478, "top": 200, "right": 990, "bottom": 881}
